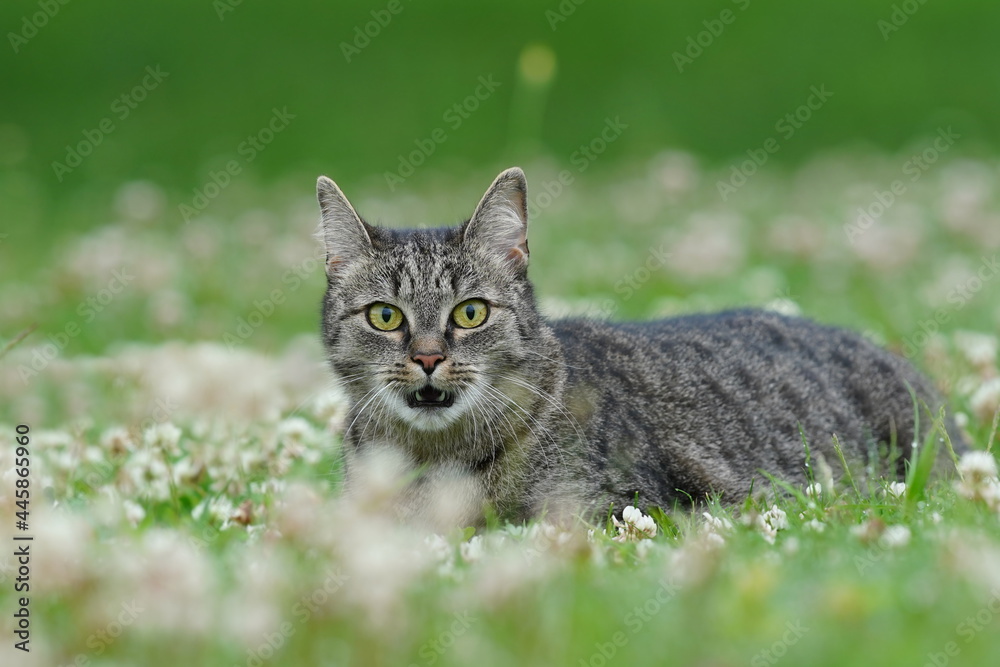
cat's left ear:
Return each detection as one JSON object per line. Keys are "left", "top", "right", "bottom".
{"left": 463, "top": 167, "right": 529, "bottom": 271}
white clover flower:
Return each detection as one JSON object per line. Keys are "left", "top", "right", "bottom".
{"left": 756, "top": 519, "right": 778, "bottom": 545}
{"left": 100, "top": 426, "right": 135, "bottom": 457}
{"left": 635, "top": 539, "right": 655, "bottom": 560}
{"left": 311, "top": 388, "right": 349, "bottom": 431}
{"left": 763, "top": 505, "right": 789, "bottom": 531}
{"left": 703, "top": 531, "right": 727, "bottom": 549}
{"left": 193, "top": 495, "right": 237, "bottom": 527}
{"left": 612, "top": 505, "right": 657, "bottom": 542}
{"left": 957, "top": 451, "right": 999, "bottom": 483}
{"left": 122, "top": 449, "right": 172, "bottom": 501}
{"left": 804, "top": 519, "right": 826, "bottom": 533}
{"left": 171, "top": 456, "right": 206, "bottom": 487}
{"left": 879, "top": 525, "right": 911, "bottom": 549}
{"left": 702, "top": 511, "right": 733, "bottom": 532}
{"left": 954, "top": 331, "right": 998, "bottom": 370}
{"left": 884, "top": 481, "right": 907, "bottom": 499}
{"left": 143, "top": 422, "right": 182, "bottom": 457}
{"left": 805, "top": 482, "right": 823, "bottom": 499}
{"left": 970, "top": 378, "right": 1000, "bottom": 423}
{"left": 955, "top": 450, "right": 1000, "bottom": 511}
{"left": 276, "top": 416, "right": 313, "bottom": 444}
{"left": 123, "top": 500, "right": 146, "bottom": 527}
{"left": 460, "top": 535, "right": 485, "bottom": 563}
{"left": 424, "top": 534, "right": 455, "bottom": 575}
{"left": 117, "top": 530, "right": 216, "bottom": 634}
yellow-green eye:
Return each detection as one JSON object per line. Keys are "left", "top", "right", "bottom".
{"left": 453, "top": 299, "right": 489, "bottom": 329}
{"left": 367, "top": 303, "right": 404, "bottom": 331}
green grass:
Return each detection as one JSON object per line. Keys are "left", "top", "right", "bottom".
{"left": 2, "top": 153, "right": 1000, "bottom": 666}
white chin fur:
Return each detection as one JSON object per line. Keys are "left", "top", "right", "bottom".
{"left": 392, "top": 396, "right": 465, "bottom": 432}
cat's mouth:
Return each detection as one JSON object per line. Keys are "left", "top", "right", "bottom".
{"left": 406, "top": 385, "right": 455, "bottom": 409}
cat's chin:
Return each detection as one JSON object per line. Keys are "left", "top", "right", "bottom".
{"left": 392, "top": 388, "right": 465, "bottom": 432}
{"left": 398, "top": 406, "right": 463, "bottom": 432}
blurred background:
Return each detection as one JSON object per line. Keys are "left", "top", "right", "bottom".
{"left": 1, "top": 0, "right": 999, "bottom": 385}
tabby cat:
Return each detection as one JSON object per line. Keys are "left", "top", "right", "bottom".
{"left": 317, "top": 167, "right": 961, "bottom": 524}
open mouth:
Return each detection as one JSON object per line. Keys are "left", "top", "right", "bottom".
{"left": 406, "top": 385, "right": 455, "bottom": 409}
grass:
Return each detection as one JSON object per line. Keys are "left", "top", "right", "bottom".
{"left": 1, "top": 152, "right": 1000, "bottom": 666}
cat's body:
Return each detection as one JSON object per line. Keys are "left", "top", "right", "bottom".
{"left": 317, "top": 167, "right": 961, "bottom": 524}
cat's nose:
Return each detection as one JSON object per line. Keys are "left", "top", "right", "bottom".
{"left": 412, "top": 352, "right": 445, "bottom": 375}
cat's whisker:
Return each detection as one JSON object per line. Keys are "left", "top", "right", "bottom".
{"left": 342, "top": 384, "right": 393, "bottom": 442}
{"left": 358, "top": 383, "right": 399, "bottom": 446}
{"left": 468, "top": 391, "right": 512, "bottom": 482}
{"left": 496, "top": 372, "right": 588, "bottom": 449}
{"left": 477, "top": 382, "right": 560, "bottom": 472}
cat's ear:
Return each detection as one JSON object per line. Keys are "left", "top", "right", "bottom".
{"left": 463, "top": 167, "right": 529, "bottom": 271}
{"left": 317, "top": 176, "right": 373, "bottom": 276}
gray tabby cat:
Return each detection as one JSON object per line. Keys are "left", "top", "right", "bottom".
{"left": 317, "top": 167, "right": 962, "bottom": 524}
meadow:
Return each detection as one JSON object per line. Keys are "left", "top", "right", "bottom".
{"left": 3, "top": 1, "right": 1000, "bottom": 664}
{"left": 1, "top": 150, "right": 999, "bottom": 666}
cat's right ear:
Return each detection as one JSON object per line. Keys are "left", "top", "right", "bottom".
{"left": 317, "top": 176, "right": 373, "bottom": 276}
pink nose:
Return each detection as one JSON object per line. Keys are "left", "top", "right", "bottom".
{"left": 413, "top": 352, "right": 444, "bottom": 375}
{"left": 412, "top": 353, "right": 445, "bottom": 374}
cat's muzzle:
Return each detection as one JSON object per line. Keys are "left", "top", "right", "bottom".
{"left": 406, "top": 384, "right": 455, "bottom": 409}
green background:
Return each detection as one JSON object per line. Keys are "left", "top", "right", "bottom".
{"left": 1, "top": 0, "right": 998, "bottom": 357}
{"left": 2, "top": 0, "right": 998, "bottom": 196}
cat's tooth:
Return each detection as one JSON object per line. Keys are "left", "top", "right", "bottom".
{"left": 415, "top": 390, "right": 424, "bottom": 401}
{"left": 437, "top": 390, "right": 446, "bottom": 402}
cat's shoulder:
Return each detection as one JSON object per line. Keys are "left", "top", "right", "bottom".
{"left": 547, "top": 308, "right": 843, "bottom": 343}
{"left": 546, "top": 308, "right": 889, "bottom": 370}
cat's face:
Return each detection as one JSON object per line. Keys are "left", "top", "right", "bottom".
{"left": 318, "top": 169, "right": 541, "bottom": 436}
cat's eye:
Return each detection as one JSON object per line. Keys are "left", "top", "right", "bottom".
{"left": 452, "top": 299, "right": 489, "bottom": 329}
{"left": 367, "top": 303, "right": 404, "bottom": 331}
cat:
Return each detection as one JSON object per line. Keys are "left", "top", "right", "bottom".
{"left": 316, "top": 167, "right": 964, "bottom": 525}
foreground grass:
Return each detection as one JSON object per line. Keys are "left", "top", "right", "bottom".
{"left": 1, "top": 405, "right": 999, "bottom": 667}
{"left": 2, "top": 152, "right": 1000, "bottom": 665}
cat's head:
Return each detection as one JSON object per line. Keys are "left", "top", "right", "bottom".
{"left": 317, "top": 168, "right": 555, "bottom": 441}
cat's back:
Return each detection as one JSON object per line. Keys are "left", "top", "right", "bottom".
{"left": 545, "top": 309, "right": 952, "bottom": 504}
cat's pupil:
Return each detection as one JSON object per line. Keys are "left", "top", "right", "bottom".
{"left": 465, "top": 305, "right": 476, "bottom": 320}
{"left": 381, "top": 307, "right": 392, "bottom": 323}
